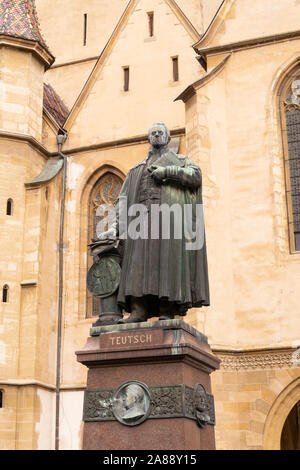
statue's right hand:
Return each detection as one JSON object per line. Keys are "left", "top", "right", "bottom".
{"left": 98, "top": 227, "right": 117, "bottom": 240}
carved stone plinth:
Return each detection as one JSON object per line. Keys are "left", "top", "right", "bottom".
{"left": 76, "top": 319, "right": 220, "bottom": 450}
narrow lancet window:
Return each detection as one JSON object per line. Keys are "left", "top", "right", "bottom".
{"left": 147, "top": 12, "right": 154, "bottom": 37}
{"left": 172, "top": 56, "right": 179, "bottom": 82}
{"left": 83, "top": 13, "right": 87, "bottom": 46}
{"left": 2, "top": 285, "right": 9, "bottom": 303}
{"left": 0, "top": 390, "right": 3, "bottom": 408}
{"left": 6, "top": 199, "right": 12, "bottom": 216}
{"left": 123, "top": 67, "right": 130, "bottom": 92}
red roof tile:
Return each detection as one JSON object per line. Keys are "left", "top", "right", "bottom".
{"left": 43, "top": 83, "right": 69, "bottom": 128}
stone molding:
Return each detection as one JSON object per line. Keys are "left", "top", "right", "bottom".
{"left": 0, "top": 379, "right": 55, "bottom": 390}
{"left": 214, "top": 348, "right": 298, "bottom": 370}
{"left": 0, "top": 129, "right": 50, "bottom": 158}
{"left": 0, "top": 35, "right": 54, "bottom": 68}
{"left": 0, "top": 128, "right": 185, "bottom": 160}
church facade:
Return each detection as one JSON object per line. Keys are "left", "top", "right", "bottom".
{"left": 0, "top": 0, "right": 300, "bottom": 450}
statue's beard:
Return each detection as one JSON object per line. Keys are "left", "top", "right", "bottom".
{"left": 150, "top": 137, "right": 168, "bottom": 149}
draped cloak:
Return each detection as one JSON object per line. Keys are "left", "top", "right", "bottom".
{"left": 115, "top": 149, "right": 210, "bottom": 315}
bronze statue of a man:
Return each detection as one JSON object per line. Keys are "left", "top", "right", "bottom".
{"left": 99, "top": 122, "right": 209, "bottom": 323}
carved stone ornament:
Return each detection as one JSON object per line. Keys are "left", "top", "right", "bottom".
{"left": 86, "top": 255, "right": 121, "bottom": 298}
{"left": 83, "top": 383, "right": 215, "bottom": 428}
{"left": 215, "top": 348, "right": 297, "bottom": 370}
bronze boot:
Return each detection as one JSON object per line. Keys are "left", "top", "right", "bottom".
{"left": 159, "top": 299, "right": 175, "bottom": 321}
{"left": 123, "top": 297, "right": 148, "bottom": 323}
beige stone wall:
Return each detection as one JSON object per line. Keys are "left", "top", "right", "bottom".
{"left": 170, "top": 0, "right": 203, "bottom": 32}
{"left": 200, "top": 0, "right": 300, "bottom": 49}
{"left": 64, "top": 0, "right": 203, "bottom": 148}
{"left": 0, "top": 384, "right": 55, "bottom": 450}
{"left": 0, "top": 141, "right": 44, "bottom": 378}
{"left": 202, "top": 0, "right": 223, "bottom": 31}
{"left": 184, "top": 40, "right": 300, "bottom": 350}
{"left": 59, "top": 390, "right": 84, "bottom": 450}
{"left": 184, "top": 69, "right": 237, "bottom": 347}
{"left": 39, "top": 0, "right": 208, "bottom": 111}
{"left": 44, "top": 59, "right": 97, "bottom": 110}
{"left": 0, "top": 385, "right": 18, "bottom": 449}
{"left": 36, "top": 0, "right": 206, "bottom": 66}
{"left": 42, "top": 114, "right": 61, "bottom": 153}
{"left": 182, "top": 6, "right": 300, "bottom": 448}
{"left": 212, "top": 352, "right": 300, "bottom": 450}
{"left": 0, "top": 47, "right": 45, "bottom": 141}
{"left": 0, "top": 136, "right": 62, "bottom": 448}
{"left": 36, "top": 0, "right": 129, "bottom": 65}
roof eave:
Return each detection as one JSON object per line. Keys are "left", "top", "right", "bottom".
{"left": 0, "top": 35, "right": 55, "bottom": 69}
{"left": 175, "top": 53, "right": 231, "bottom": 103}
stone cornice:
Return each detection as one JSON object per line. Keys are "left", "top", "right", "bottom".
{"left": 0, "top": 379, "right": 86, "bottom": 391}
{"left": 0, "top": 379, "right": 55, "bottom": 391}
{"left": 50, "top": 55, "right": 98, "bottom": 70}
{"left": 0, "top": 128, "right": 185, "bottom": 161}
{"left": 0, "top": 35, "right": 54, "bottom": 69}
{"left": 0, "top": 349, "right": 297, "bottom": 392}
{"left": 0, "top": 129, "right": 50, "bottom": 159}
{"left": 62, "top": 128, "right": 185, "bottom": 156}
{"left": 194, "top": 29, "right": 300, "bottom": 59}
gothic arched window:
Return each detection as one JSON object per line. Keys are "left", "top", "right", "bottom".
{"left": 86, "top": 172, "right": 123, "bottom": 317}
{"left": 281, "top": 76, "right": 300, "bottom": 252}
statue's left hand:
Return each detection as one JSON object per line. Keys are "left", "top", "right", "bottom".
{"left": 150, "top": 166, "right": 166, "bottom": 182}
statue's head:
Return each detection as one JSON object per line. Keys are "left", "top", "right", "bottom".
{"left": 148, "top": 122, "right": 171, "bottom": 148}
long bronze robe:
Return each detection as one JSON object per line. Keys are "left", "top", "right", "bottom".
{"left": 116, "top": 149, "right": 210, "bottom": 315}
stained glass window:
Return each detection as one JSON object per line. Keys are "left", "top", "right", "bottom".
{"left": 284, "top": 77, "right": 300, "bottom": 251}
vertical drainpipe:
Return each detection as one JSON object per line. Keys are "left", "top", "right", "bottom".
{"left": 55, "top": 130, "right": 68, "bottom": 450}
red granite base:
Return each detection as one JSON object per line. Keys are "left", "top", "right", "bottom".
{"left": 76, "top": 320, "right": 220, "bottom": 450}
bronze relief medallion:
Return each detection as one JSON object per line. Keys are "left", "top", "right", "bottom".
{"left": 112, "top": 381, "right": 152, "bottom": 426}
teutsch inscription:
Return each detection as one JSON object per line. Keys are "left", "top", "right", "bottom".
{"left": 100, "top": 329, "right": 163, "bottom": 349}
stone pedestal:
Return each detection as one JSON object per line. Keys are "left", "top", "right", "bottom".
{"left": 76, "top": 319, "right": 220, "bottom": 450}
